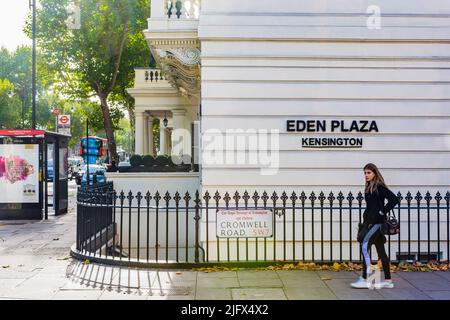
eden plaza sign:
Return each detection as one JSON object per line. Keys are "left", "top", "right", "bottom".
{"left": 286, "top": 119, "right": 380, "bottom": 148}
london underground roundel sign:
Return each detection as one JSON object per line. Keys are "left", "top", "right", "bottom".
{"left": 59, "top": 115, "right": 69, "bottom": 125}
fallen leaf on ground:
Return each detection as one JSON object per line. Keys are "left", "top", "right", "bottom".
{"left": 56, "top": 257, "right": 70, "bottom": 260}
{"left": 53, "top": 238, "right": 59, "bottom": 241}
{"left": 2, "top": 265, "right": 10, "bottom": 268}
{"left": 332, "top": 262, "right": 341, "bottom": 271}
{"left": 320, "top": 277, "right": 332, "bottom": 281}
{"left": 83, "top": 259, "right": 90, "bottom": 265}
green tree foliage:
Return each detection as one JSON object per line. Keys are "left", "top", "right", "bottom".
{"left": 0, "top": 79, "right": 21, "bottom": 128}
{"left": 0, "top": 46, "right": 56, "bottom": 129}
{"left": 33, "top": 0, "right": 150, "bottom": 162}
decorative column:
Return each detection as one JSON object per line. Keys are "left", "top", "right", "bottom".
{"left": 147, "top": 116, "right": 154, "bottom": 156}
{"left": 158, "top": 117, "right": 166, "bottom": 156}
{"left": 172, "top": 108, "right": 191, "bottom": 157}
{"left": 143, "top": 114, "right": 148, "bottom": 155}
{"left": 135, "top": 111, "right": 145, "bottom": 155}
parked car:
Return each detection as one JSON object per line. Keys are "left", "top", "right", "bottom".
{"left": 68, "top": 157, "right": 83, "bottom": 180}
{"left": 117, "top": 161, "right": 131, "bottom": 172}
{"left": 76, "top": 165, "right": 106, "bottom": 185}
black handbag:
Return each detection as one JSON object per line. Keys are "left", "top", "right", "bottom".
{"left": 377, "top": 193, "right": 400, "bottom": 235}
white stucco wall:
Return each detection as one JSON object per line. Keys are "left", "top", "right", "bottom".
{"left": 198, "top": 0, "right": 450, "bottom": 196}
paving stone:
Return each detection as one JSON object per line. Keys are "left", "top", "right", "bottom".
{"left": 195, "top": 288, "right": 232, "bottom": 300}
{"left": 396, "top": 272, "right": 444, "bottom": 281}
{"left": 153, "top": 270, "right": 197, "bottom": 282}
{"left": 434, "top": 272, "right": 450, "bottom": 281}
{"left": 284, "top": 287, "right": 337, "bottom": 300}
{"left": 52, "top": 289, "right": 103, "bottom": 300}
{"left": 98, "top": 290, "right": 149, "bottom": 300}
{"left": 231, "top": 288, "right": 287, "bottom": 300}
{"left": 148, "top": 285, "right": 194, "bottom": 296}
{"left": 332, "top": 289, "right": 385, "bottom": 300}
{"left": 237, "top": 270, "right": 279, "bottom": 279}
{"left": 280, "top": 275, "right": 329, "bottom": 288}
{"left": 110, "top": 268, "right": 155, "bottom": 289}
{"left": 0, "top": 269, "right": 41, "bottom": 280}
{"left": 409, "top": 279, "right": 450, "bottom": 291}
{"left": 16, "top": 274, "right": 69, "bottom": 290}
{"left": 378, "top": 289, "right": 432, "bottom": 300}
{"left": 316, "top": 271, "right": 360, "bottom": 279}
{"left": 276, "top": 270, "right": 319, "bottom": 278}
{"left": 0, "top": 278, "right": 26, "bottom": 290}
{"left": 152, "top": 280, "right": 196, "bottom": 292}
{"left": 1, "top": 285, "right": 60, "bottom": 300}
{"left": 197, "top": 271, "right": 237, "bottom": 278}
{"left": 197, "top": 277, "right": 240, "bottom": 289}
{"left": 423, "top": 291, "right": 450, "bottom": 300}
{"left": 238, "top": 278, "right": 284, "bottom": 287}
{"left": 324, "top": 277, "right": 364, "bottom": 289}
{"left": 385, "top": 278, "right": 416, "bottom": 289}
{"left": 60, "top": 279, "right": 108, "bottom": 291}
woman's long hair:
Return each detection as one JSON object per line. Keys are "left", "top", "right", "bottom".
{"left": 364, "top": 163, "right": 386, "bottom": 193}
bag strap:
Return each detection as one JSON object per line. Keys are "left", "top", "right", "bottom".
{"left": 388, "top": 209, "right": 397, "bottom": 220}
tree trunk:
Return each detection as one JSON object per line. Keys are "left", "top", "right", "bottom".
{"left": 126, "top": 104, "right": 135, "bottom": 153}
{"left": 99, "top": 94, "right": 119, "bottom": 163}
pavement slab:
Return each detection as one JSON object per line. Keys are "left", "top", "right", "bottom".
{"left": 423, "top": 291, "right": 450, "bottom": 300}
{"left": 195, "top": 288, "right": 232, "bottom": 300}
{"left": 238, "top": 278, "right": 284, "bottom": 288}
{"left": 231, "top": 288, "right": 287, "bottom": 300}
{"left": 284, "top": 287, "right": 337, "bottom": 300}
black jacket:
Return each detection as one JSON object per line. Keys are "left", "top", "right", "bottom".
{"left": 363, "top": 184, "right": 399, "bottom": 225}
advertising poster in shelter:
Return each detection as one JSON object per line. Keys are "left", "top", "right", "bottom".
{"left": 0, "top": 144, "right": 39, "bottom": 203}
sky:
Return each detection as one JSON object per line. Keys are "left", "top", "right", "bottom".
{"left": 0, "top": 0, "right": 32, "bottom": 50}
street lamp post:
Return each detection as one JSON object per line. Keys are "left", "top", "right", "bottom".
{"left": 30, "top": 0, "right": 37, "bottom": 129}
{"left": 86, "top": 119, "right": 89, "bottom": 186}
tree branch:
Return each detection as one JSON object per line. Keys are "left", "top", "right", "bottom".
{"left": 59, "top": 71, "right": 96, "bottom": 99}
{"left": 108, "top": 21, "right": 129, "bottom": 94}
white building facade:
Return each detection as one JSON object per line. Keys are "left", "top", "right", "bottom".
{"left": 116, "top": 0, "right": 450, "bottom": 263}
{"left": 128, "top": 0, "right": 450, "bottom": 195}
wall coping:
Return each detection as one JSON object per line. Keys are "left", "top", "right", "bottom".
{"left": 105, "top": 172, "right": 200, "bottom": 179}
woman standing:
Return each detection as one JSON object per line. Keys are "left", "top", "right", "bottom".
{"left": 351, "top": 163, "right": 399, "bottom": 289}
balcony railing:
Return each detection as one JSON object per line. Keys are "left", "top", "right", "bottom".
{"left": 133, "top": 68, "right": 171, "bottom": 88}
{"left": 147, "top": 0, "right": 200, "bottom": 44}
{"left": 166, "top": 0, "right": 200, "bottom": 19}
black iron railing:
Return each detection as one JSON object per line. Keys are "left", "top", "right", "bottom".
{"left": 74, "top": 190, "right": 450, "bottom": 266}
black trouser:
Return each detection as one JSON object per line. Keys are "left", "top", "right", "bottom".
{"left": 361, "top": 223, "right": 391, "bottom": 280}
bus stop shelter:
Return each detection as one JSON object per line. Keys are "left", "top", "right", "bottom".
{"left": 0, "top": 129, "right": 71, "bottom": 220}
